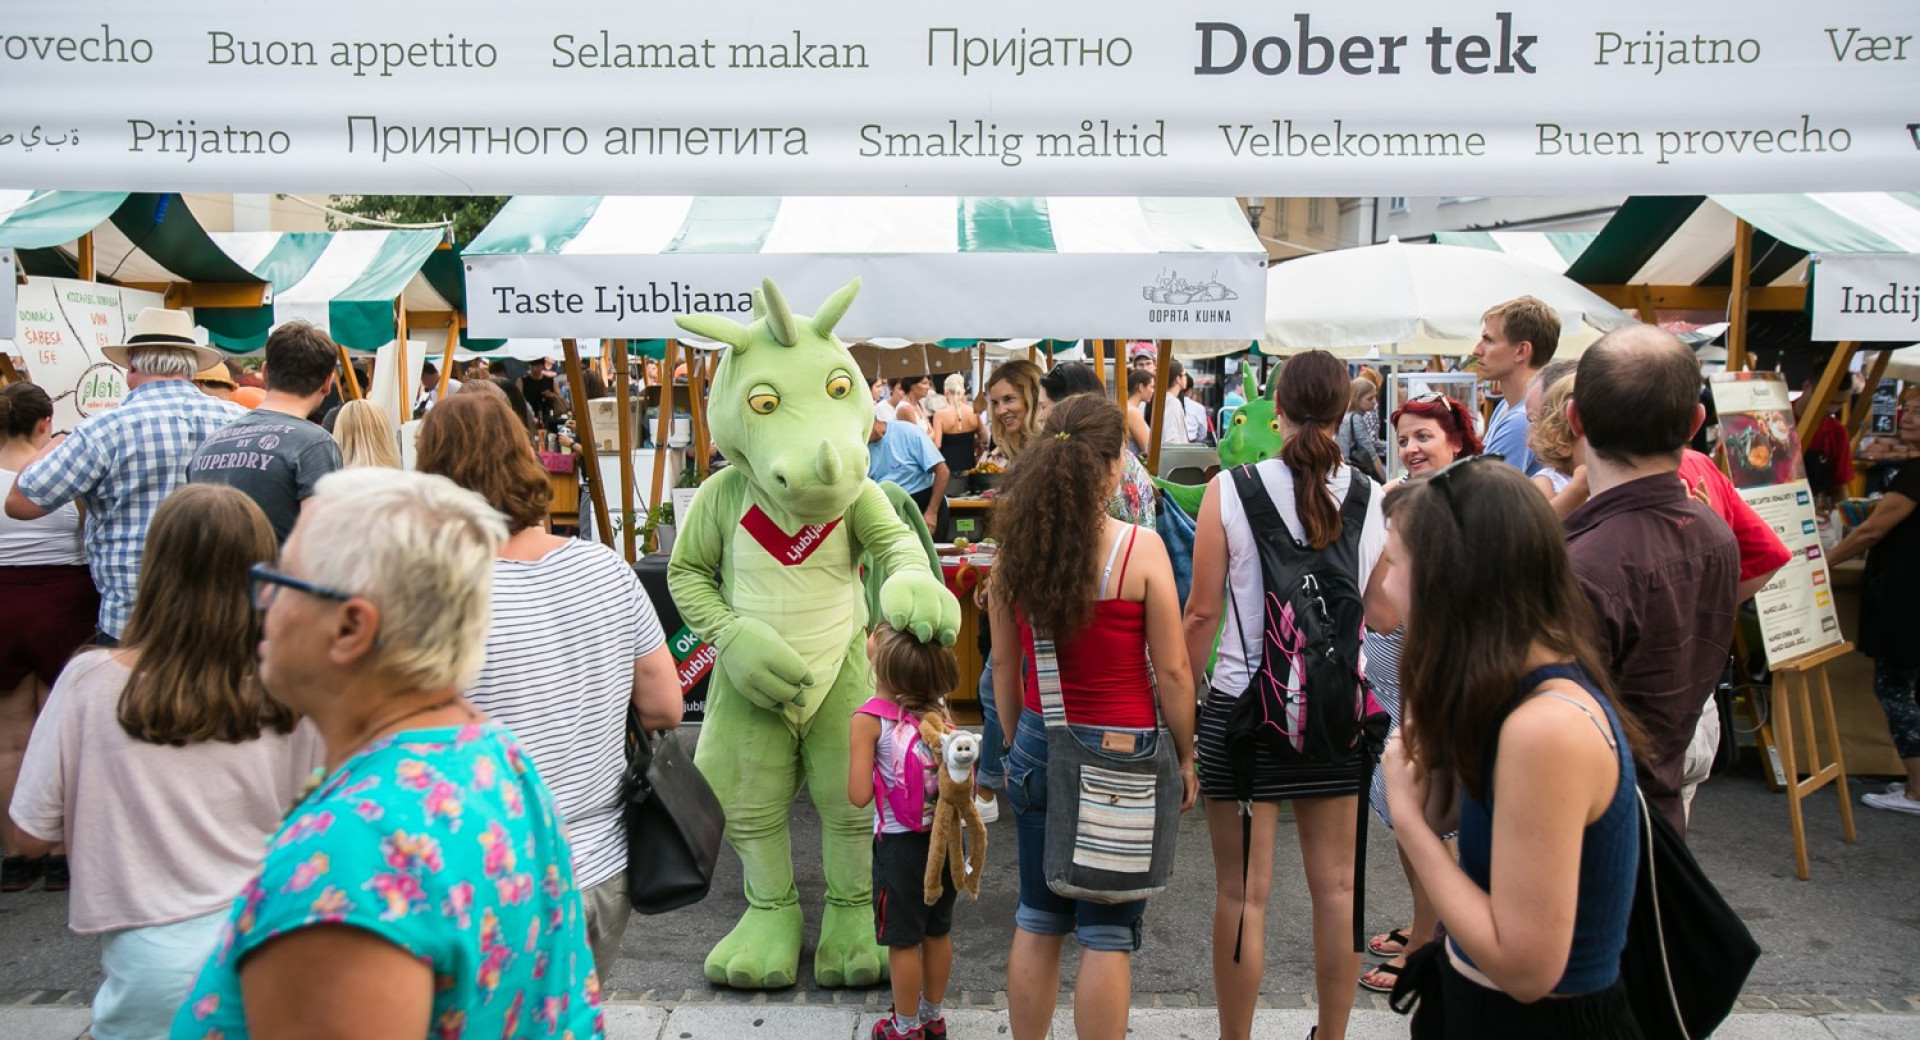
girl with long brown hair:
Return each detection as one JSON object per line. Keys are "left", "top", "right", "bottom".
{"left": 988, "top": 394, "right": 1196, "bottom": 1040}
{"left": 1183, "top": 349, "right": 1397, "bottom": 1040}
{"left": 1380, "top": 458, "right": 1645, "bottom": 1038}
{"left": 10, "top": 484, "right": 321, "bottom": 1040}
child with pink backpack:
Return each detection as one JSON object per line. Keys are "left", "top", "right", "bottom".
{"left": 849, "top": 623, "right": 963, "bottom": 1040}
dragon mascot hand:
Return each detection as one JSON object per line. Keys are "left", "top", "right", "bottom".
{"left": 668, "top": 278, "right": 960, "bottom": 990}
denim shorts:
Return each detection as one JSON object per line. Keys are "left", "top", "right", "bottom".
{"left": 1004, "top": 711, "right": 1151, "bottom": 952}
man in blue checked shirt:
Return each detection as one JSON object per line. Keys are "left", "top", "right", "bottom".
{"left": 868, "top": 416, "right": 951, "bottom": 542}
{"left": 5, "top": 309, "right": 244, "bottom": 644}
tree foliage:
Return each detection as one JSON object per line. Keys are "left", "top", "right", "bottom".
{"left": 330, "top": 195, "right": 507, "bottom": 245}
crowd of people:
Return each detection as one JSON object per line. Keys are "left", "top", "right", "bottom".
{"left": 0, "top": 299, "right": 1915, "bottom": 1040}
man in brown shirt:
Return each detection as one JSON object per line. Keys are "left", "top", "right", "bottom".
{"left": 1565, "top": 326, "right": 1738, "bottom": 836}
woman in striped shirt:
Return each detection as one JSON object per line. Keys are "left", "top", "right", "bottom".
{"left": 416, "top": 392, "right": 684, "bottom": 980}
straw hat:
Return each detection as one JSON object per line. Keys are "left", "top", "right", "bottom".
{"left": 102, "top": 308, "right": 223, "bottom": 372}
{"left": 193, "top": 362, "right": 237, "bottom": 389}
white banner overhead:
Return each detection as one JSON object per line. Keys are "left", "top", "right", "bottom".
{"left": 0, "top": 1, "right": 1914, "bottom": 196}
{"left": 1811, "top": 253, "right": 1920, "bottom": 342}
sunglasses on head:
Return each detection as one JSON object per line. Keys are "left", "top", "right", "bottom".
{"left": 1424, "top": 453, "right": 1506, "bottom": 523}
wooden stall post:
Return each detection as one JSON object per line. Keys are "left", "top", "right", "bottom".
{"left": 1091, "top": 338, "right": 1107, "bottom": 385}
{"left": 393, "top": 303, "right": 410, "bottom": 422}
{"left": 1111, "top": 340, "right": 1124, "bottom": 406}
{"left": 337, "top": 345, "right": 363, "bottom": 400}
{"left": 1846, "top": 350, "right": 1894, "bottom": 444}
{"left": 77, "top": 232, "right": 94, "bottom": 283}
{"left": 0, "top": 355, "right": 23, "bottom": 386}
{"left": 688, "top": 349, "right": 712, "bottom": 481}
{"left": 562, "top": 338, "right": 613, "bottom": 548}
{"left": 438, "top": 318, "right": 457, "bottom": 399}
{"left": 649, "top": 340, "right": 680, "bottom": 538}
{"left": 1726, "top": 219, "right": 1755, "bottom": 373}
{"left": 613, "top": 340, "right": 639, "bottom": 563}
{"left": 1147, "top": 339, "right": 1174, "bottom": 475}
{"left": 1765, "top": 642, "right": 1859, "bottom": 880}
{"left": 1797, "top": 342, "right": 1858, "bottom": 448}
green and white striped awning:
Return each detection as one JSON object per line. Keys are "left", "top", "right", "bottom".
{"left": 200, "top": 230, "right": 462, "bottom": 352}
{"left": 464, "top": 196, "right": 1266, "bottom": 341}
{"left": 1566, "top": 193, "right": 1920, "bottom": 289}
{"left": 0, "top": 190, "right": 263, "bottom": 286}
{"left": 0, "top": 191, "right": 464, "bottom": 353}
{"left": 1431, "top": 231, "right": 1598, "bottom": 276}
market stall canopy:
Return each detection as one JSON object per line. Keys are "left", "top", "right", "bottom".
{"left": 464, "top": 196, "right": 1266, "bottom": 341}
{"left": 198, "top": 230, "right": 463, "bottom": 352}
{"left": 1566, "top": 192, "right": 1920, "bottom": 301}
{"left": 1431, "top": 231, "right": 1599, "bottom": 276}
{"left": 0, "top": 190, "right": 264, "bottom": 290}
{"left": 1258, "top": 239, "right": 1637, "bottom": 358}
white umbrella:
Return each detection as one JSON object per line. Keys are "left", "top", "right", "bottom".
{"left": 1883, "top": 344, "right": 1920, "bottom": 383}
{"left": 1259, "top": 239, "right": 1638, "bottom": 358}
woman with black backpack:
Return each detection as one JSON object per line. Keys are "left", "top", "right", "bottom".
{"left": 1183, "top": 349, "right": 1397, "bottom": 1040}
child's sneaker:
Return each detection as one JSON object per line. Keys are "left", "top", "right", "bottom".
{"left": 919, "top": 1014, "right": 947, "bottom": 1040}
{"left": 872, "top": 1012, "right": 923, "bottom": 1039}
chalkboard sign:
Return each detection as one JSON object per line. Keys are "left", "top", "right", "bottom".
{"left": 1869, "top": 379, "right": 1899, "bottom": 435}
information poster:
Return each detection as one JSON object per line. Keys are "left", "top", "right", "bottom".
{"left": 12, "top": 276, "right": 172, "bottom": 432}
{"left": 1710, "top": 371, "right": 1845, "bottom": 667}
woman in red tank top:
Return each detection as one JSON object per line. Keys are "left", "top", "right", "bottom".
{"left": 987, "top": 394, "right": 1197, "bottom": 1040}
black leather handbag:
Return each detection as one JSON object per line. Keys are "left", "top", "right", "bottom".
{"left": 622, "top": 716, "right": 725, "bottom": 914}
{"left": 1620, "top": 788, "right": 1760, "bottom": 1040}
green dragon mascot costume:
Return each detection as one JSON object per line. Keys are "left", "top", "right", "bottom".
{"left": 668, "top": 278, "right": 961, "bottom": 989}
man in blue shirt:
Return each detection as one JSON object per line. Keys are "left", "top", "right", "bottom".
{"left": 868, "top": 417, "right": 951, "bottom": 540}
{"left": 1472, "top": 295, "right": 1561, "bottom": 477}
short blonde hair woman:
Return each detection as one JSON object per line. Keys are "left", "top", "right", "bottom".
{"left": 331, "top": 399, "right": 402, "bottom": 469}
{"left": 174, "top": 470, "right": 606, "bottom": 1040}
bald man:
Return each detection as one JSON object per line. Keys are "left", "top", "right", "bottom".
{"left": 1563, "top": 325, "right": 1739, "bottom": 837}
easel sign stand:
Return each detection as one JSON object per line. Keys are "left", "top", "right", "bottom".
{"left": 1763, "top": 641, "right": 1858, "bottom": 880}
{"left": 1709, "top": 369, "right": 1855, "bottom": 880}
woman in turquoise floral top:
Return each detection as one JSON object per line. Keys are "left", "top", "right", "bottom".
{"left": 172, "top": 469, "right": 603, "bottom": 1040}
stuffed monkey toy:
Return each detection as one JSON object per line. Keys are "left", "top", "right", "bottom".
{"left": 918, "top": 721, "right": 986, "bottom": 904}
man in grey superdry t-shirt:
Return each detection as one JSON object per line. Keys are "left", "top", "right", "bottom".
{"left": 189, "top": 321, "right": 342, "bottom": 542}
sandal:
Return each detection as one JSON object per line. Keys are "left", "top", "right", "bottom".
{"left": 1367, "top": 928, "right": 1411, "bottom": 958}
{"left": 1359, "top": 960, "right": 1404, "bottom": 994}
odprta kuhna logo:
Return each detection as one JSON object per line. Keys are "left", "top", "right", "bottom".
{"left": 1143, "top": 270, "right": 1239, "bottom": 325}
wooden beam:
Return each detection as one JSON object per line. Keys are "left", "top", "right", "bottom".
{"left": 393, "top": 302, "right": 410, "bottom": 422}
{"left": 1797, "top": 342, "right": 1857, "bottom": 449}
{"left": 406, "top": 310, "right": 458, "bottom": 329}
{"left": 1633, "top": 285, "right": 1660, "bottom": 326}
{"left": 1091, "top": 338, "right": 1107, "bottom": 385}
{"left": 1584, "top": 283, "right": 1804, "bottom": 312}
{"left": 0, "top": 353, "right": 22, "bottom": 386}
{"left": 438, "top": 317, "right": 456, "bottom": 399}
{"left": 688, "top": 347, "right": 712, "bottom": 482}
{"left": 120, "top": 283, "right": 271, "bottom": 309}
{"left": 1726, "top": 220, "right": 1755, "bottom": 373}
{"left": 76, "top": 233, "right": 94, "bottom": 283}
{"left": 563, "top": 338, "right": 614, "bottom": 548}
{"left": 337, "top": 345, "right": 362, "bottom": 400}
{"left": 1111, "top": 340, "right": 1125, "bottom": 406}
{"left": 614, "top": 339, "right": 637, "bottom": 562}
{"left": 1147, "top": 339, "right": 1174, "bottom": 476}
{"left": 1846, "top": 350, "right": 1894, "bottom": 445}
{"left": 649, "top": 341, "right": 679, "bottom": 533}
